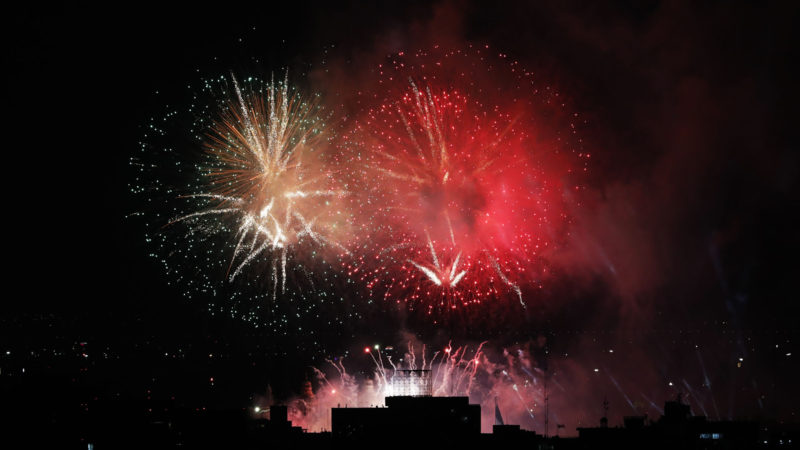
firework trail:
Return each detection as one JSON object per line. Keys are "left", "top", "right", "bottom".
{"left": 696, "top": 347, "right": 721, "bottom": 420}
{"left": 606, "top": 370, "right": 637, "bottom": 412}
{"left": 682, "top": 378, "right": 709, "bottom": 418}
{"left": 641, "top": 393, "right": 665, "bottom": 415}
{"left": 501, "top": 370, "right": 536, "bottom": 420}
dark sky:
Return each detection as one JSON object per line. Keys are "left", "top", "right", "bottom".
{"left": 5, "top": 0, "right": 800, "bottom": 432}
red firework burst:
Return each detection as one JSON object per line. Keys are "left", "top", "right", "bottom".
{"left": 341, "top": 46, "right": 585, "bottom": 312}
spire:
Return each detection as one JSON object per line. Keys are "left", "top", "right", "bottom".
{"left": 494, "top": 397, "right": 504, "bottom": 426}
{"left": 544, "top": 377, "right": 549, "bottom": 437}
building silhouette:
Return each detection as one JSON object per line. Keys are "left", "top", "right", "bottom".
{"left": 332, "top": 395, "right": 480, "bottom": 439}
{"left": 576, "top": 395, "right": 761, "bottom": 450}
{"left": 73, "top": 388, "right": 795, "bottom": 449}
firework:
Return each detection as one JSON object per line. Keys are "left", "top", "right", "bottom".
{"left": 342, "top": 46, "right": 583, "bottom": 311}
{"left": 133, "top": 74, "right": 357, "bottom": 331}
{"left": 286, "top": 339, "right": 546, "bottom": 433}
{"left": 134, "top": 46, "right": 585, "bottom": 324}
{"left": 168, "top": 74, "right": 348, "bottom": 298}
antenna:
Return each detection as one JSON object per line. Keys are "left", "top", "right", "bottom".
{"left": 544, "top": 376, "right": 549, "bottom": 438}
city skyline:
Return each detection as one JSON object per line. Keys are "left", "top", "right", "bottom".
{"left": 3, "top": 1, "right": 798, "bottom": 447}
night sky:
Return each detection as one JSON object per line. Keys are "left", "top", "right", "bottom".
{"left": 4, "top": 0, "right": 799, "bottom": 439}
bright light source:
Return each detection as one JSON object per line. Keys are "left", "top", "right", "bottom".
{"left": 254, "top": 406, "right": 261, "bottom": 413}
{"left": 374, "top": 344, "right": 380, "bottom": 350}
{"left": 364, "top": 347, "right": 370, "bottom": 353}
